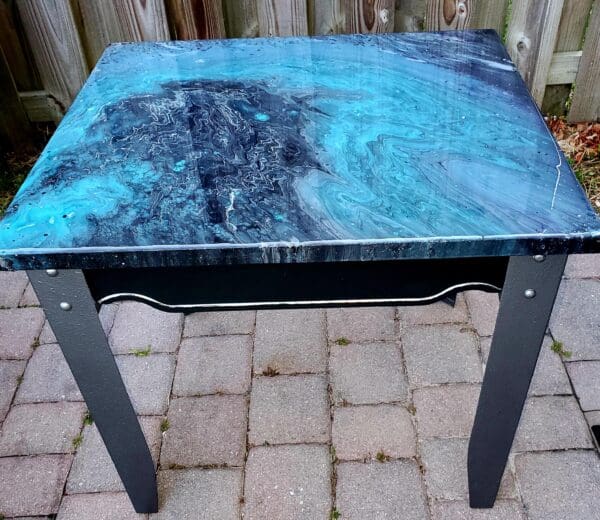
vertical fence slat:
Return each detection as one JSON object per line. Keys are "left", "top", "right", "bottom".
{"left": 543, "top": 0, "right": 594, "bottom": 115}
{"left": 78, "top": 0, "right": 170, "bottom": 68}
{"left": 568, "top": 0, "right": 600, "bottom": 122}
{"left": 470, "top": 0, "right": 508, "bottom": 34}
{"left": 425, "top": 0, "right": 472, "bottom": 31}
{"left": 165, "top": 0, "right": 225, "bottom": 39}
{"left": 257, "top": 0, "right": 308, "bottom": 37}
{"left": 223, "top": 0, "right": 259, "bottom": 38}
{"left": 77, "top": 1, "right": 125, "bottom": 66}
{"left": 394, "top": 0, "right": 426, "bottom": 32}
{"left": 114, "top": 0, "right": 170, "bottom": 41}
{"left": 505, "top": 0, "right": 564, "bottom": 106}
{"left": 16, "top": 0, "right": 88, "bottom": 111}
{"left": 0, "top": 0, "right": 39, "bottom": 91}
{"left": 345, "top": 0, "right": 395, "bottom": 33}
{"left": 0, "top": 46, "right": 32, "bottom": 149}
{"left": 308, "top": 0, "right": 345, "bottom": 35}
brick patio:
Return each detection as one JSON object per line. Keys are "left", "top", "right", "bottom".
{"left": 0, "top": 255, "right": 599, "bottom": 519}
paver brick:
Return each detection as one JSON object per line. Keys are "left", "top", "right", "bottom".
{"left": 480, "top": 336, "right": 572, "bottom": 396}
{"left": 515, "top": 451, "right": 600, "bottom": 520}
{"left": 15, "top": 343, "right": 82, "bottom": 403}
{"left": 336, "top": 460, "right": 428, "bottom": 520}
{"left": 332, "top": 404, "right": 416, "bottom": 460}
{"left": 549, "top": 279, "right": 600, "bottom": 360}
{"left": 254, "top": 309, "right": 327, "bottom": 374}
{"left": 585, "top": 410, "right": 600, "bottom": 427}
{"left": 564, "top": 253, "right": 600, "bottom": 279}
{"left": 19, "top": 282, "right": 39, "bottom": 307}
{"left": 514, "top": 396, "right": 593, "bottom": 451}
{"left": 0, "top": 270, "right": 28, "bottom": 308}
{"left": 464, "top": 290, "right": 499, "bottom": 337}
{"left": 151, "top": 468, "right": 242, "bottom": 520}
{"left": 183, "top": 310, "right": 255, "bottom": 337}
{"left": 0, "top": 402, "right": 86, "bottom": 456}
{"left": 431, "top": 500, "right": 525, "bottom": 519}
{"left": 566, "top": 361, "right": 600, "bottom": 411}
{"left": 244, "top": 445, "right": 331, "bottom": 520}
{"left": 67, "top": 416, "right": 162, "bottom": 494}
{"left": 329, "top": 342, "right": 408, "bottom": 405}
{"left": 0, "top": 455, "right": 71, "bottom": 517}
{"left": 160, "top": 395, "right": 247, "bottom": 467}
{"left": 173, "top": 335, "right": 251, "bottom": 396}
{"left": 0, "top": 307, "right": 44, "bottom": 359}
{"left": 109, "top": 302, "right": 183, "bottom": 354}
{"left": 402, "top": 325, "right": 482, "bottom": 387}
{"left": 56, "top": 492, "right": 146, "bottom": 519}
{"left": 249, "top": 374, "right": 329, "bottom": 445}
{"left": 39, "top": 319, "right": 57, "bottom": 344}
{"left": 327, "top": 307, "right": 396, "bottom": 342}
{"left": 99, "top": 303, "right": 119, "bottom": 335}
{"left": 116, "top": 354, "right": 175, "bottom": 415}
{"left": 0, "top": 359, "right": 25, "bottom": 421}
{"left": 420, "top": 438, "right": 516, "bottom": 500}
{"left": 413, "top": 384, "right": 480, "bottom": 438}
{"left": 398, "top": 294, "right": 469, "bottom": 326}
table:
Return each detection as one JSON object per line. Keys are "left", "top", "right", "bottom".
{"left": 1, "top": 30, "right": 599, "bottom": 514}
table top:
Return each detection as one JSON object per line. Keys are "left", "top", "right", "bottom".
{"left": 1, "top": 30, "right": 599, "bottom": 271}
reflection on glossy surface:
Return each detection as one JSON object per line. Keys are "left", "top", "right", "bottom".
{"left": 0, "top": 30, "right": 598, "bottom": 269}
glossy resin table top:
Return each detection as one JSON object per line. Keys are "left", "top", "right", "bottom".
{"left": 1, "top": 30, "right": 599, "bottom": 270}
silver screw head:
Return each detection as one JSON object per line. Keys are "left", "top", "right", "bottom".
{"left": 533, "top": 255, "right": 545, "bottom": 262}
{"left": 46, "top": 269, "right": 58, "bottom": 277}
{"left": 524, "top": 289, "right": 536, "bottom": 299}
{"left": 59, "top": 302, "right": 72, "bottom": 311}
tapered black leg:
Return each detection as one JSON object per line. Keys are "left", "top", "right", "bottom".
{"left": 28, "top": 269, "right": 158, "bottom": 513}
{"left": 468, "top": 254, "right": 566, "bottom": 508}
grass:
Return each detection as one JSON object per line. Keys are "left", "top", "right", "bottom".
{"left": 375, "top": 450, "right": 390, "bottom": 462}
{"left": 83, "top": 411, "right": 93, "bottom": 426}
{"left": 160, "top": 418, "right": 170, "bottom": 432}
{"left": 330, "top": 509, "right": 341, "bottom": 520}
{"left": 550, "top": 339, "right": 572, "bottom": 359}
{"left": 334, "top": 337, "right": 350, "bottom": 346}
{"left": 72, "top": 433, "right": 84, "bottom": 449}
{"left": 131, "top": 346, "right": 152, "bottom": 357}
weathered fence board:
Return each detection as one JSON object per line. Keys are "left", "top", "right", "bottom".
{"left": 222, "top": 0, "right": 259, "bottom": 38}
{"left": 0, "top": 46, "right": 31, "bottom": 149}
{"left": 166, "top": 0, "right": 225, "bottom": 39}
{"left": 505, "top": 0, "right": 564, "bottom": 106}
{"left": 470, "top": 0, "right": 508, "bottom": 34}
{"left": 542, "top": 0, "right": 594, "bottom": 115}
{"left": 426, "top": 0, "right": 472, "bottom": 31}
{"left": 78, "top": 1, "right": 126, "bottom": 65}
{"left": 345, "top": 0, "right": 395, "bottom": 33}
{"left": 19, "top": 90, "right": 63, "bottom": 123}
{"left": 16, "top": 0, "right": 88, "bottom": 111}
{"left": 568, "top": 0, "right": 600, "bottom": 122}
{"left": 308, "top": 0, "right": 345, "bottom": 35}
{"left": 115, "top": 0, "right": 170, "bottom": 41}
{"left": 394, "top": 0, "right": 426, "bottom": 32}
{"left": 3, "top": 0, "right": 599, "bottom": 125}
{"left": 78, "top": 0, "right": 170, "bottom": 68}
{"left": 0, "top": 0, "right": 39, "bottom": 91}
{"left": 546, "top": 51, "right": 581, "bottom": 85}
{"left": 257, "top": 0, "right": 308, "bottom": 37}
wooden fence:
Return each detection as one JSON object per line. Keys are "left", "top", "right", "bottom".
{"left": 1, "top": 0, "right": 599, "bottom": 146}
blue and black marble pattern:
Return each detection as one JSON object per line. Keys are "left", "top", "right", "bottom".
{"left": 1, "top": 30, "right": 599, "bottom": 270}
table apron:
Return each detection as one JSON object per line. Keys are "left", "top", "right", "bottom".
{"left": 83, "top": 257, "right": 509, "bottom": 312}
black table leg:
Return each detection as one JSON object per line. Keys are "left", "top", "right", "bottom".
{"left": 28, "top": 269, "right": 158, "bottom": 514}
{"left": 467, "top": 254, "right": 566, "bottom": 507}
